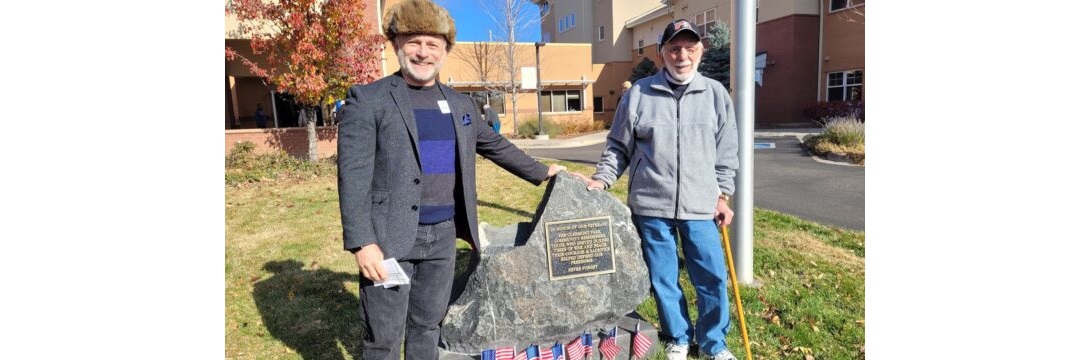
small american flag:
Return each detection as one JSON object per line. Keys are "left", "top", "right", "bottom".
{"left": 582, "top": 332, "right": 594, "bottom": 358}
{"left": 631, "top": 323, "right": 652, "bottom": 360}
{"left": 483, "top": 349, "right": 498, "bottom": 360}
{"left": 600, "top": 327, "right": 622, "bottom": 360}
{"left": 550, "top": 342, "right": 565, "bottom": 360}
{"left": 539, "top": 343, "right": 552, "bottom": 360}
{"left": 566, "top": 335, "right": 585, "bottom": 360}
{"left": 496, "top": 347, "right": 515, "bottom": 360}
{"left": 527, "top": 344, "right": 541, "bottom": 360}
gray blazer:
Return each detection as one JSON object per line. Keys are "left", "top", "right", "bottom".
{"left": 337, "top": 73, "right": 548, "bottom": 259}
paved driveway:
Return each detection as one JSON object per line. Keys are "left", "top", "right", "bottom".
{"left": 523, "top": 136, "right": 864, "bottom": 231}
{"left": 754, "top": 136, "right": 864, "bottom": 231}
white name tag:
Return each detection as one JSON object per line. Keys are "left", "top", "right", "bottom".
{"left": 437, "top": 100, "right": 451, "bottom": 114}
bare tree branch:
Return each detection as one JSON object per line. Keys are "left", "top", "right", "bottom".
{"left": 479, "top": 0, "right": 548, "bottom": 134}
{"left": 451, "top": 41, "right": 499, "bottom": 83}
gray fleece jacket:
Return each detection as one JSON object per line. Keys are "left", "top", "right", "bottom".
{"left": 592, "top": 70, "right": 739, "bottom": 220}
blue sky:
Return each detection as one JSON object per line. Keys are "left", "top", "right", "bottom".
{"left": 436, "top": 0, "right": 542, "bottom": 42}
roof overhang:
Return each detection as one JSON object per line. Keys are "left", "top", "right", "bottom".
{"left": 624, "top": 4, "right": 672, "bottom": 29}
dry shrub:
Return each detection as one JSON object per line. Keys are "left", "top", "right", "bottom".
{"left": 823, "top": 117, "right": 865, "bottom": 147}
{"left": 804, "top": 117, "right": 865, "bottom": 165}
{"left": 558, "top": 118, "right": 606, "bottom": 136}
{"left": 225, "top": 141, "right": 335, "bottom": 185}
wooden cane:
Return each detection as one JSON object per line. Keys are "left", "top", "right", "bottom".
{"left": 720, "top": 226, "right": 753, "bottom": 360}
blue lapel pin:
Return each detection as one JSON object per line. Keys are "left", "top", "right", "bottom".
{"left": 462, "top": 114, "right": 472, "bottom": 126}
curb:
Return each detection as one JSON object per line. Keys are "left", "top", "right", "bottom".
{"left": 809, "top": 152, "right": 863, "bottom": 167}
{"left": 509, "top": 139, "right": 604, "bottom": 149}
{"left": 508, "top": 131, "right": 610, "bottom": 149}
{"left": 756, "top": 132, "right": 863, "bottom": 167}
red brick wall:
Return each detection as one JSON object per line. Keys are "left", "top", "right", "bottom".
{"left": 225, "top": 127, "right": 338, "bottom": 159}
{"left": 755, "top": 14, "right": 820, "bottom": 127}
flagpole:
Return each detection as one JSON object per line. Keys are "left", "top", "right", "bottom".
{"left": 617, "top": 326, "right": 622, "bottom": 360}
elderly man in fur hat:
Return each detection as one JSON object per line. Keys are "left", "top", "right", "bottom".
{"left": 336, "top": 1, "right": 566, "bottom": 359}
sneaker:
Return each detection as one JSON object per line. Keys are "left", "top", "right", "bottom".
{"left": 706, "top": 349, "right": 737, "bottom": 360}
{"left": 664, "top": 342, "right": 690, "bottom": 360}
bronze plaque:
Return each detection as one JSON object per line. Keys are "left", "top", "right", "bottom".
{"left": 544, "top": 216, "right": 616, "bottom": 281}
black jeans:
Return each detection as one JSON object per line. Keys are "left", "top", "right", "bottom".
{"left": 358, "top": 219, "right": 456, "bottom": 360}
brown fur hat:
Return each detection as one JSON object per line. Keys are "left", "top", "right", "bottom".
{"left": 383, "top": 0, "right": 457, "bottom": 51}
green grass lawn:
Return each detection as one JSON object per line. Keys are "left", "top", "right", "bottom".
{"left": 226, "top": 157, "right": 865, "bottom": 359}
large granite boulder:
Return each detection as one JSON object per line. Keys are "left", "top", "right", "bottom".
{"left": 440, "top": 172, "right": 651, "bottom": 354}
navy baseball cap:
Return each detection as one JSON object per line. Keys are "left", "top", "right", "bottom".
{"left": 659, "top": 19, "right": 701, "bottom": 51}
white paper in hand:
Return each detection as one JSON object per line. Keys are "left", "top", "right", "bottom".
{"left": 373, "top": 258, "right": 410, "bottom": 288}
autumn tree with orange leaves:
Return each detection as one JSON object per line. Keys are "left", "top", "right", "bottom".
{"left": 226, "top": 0, "right": 385, "bottom": 161}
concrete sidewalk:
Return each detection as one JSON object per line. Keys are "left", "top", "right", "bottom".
{"left": 507, "top": 131, "right": 612, "bottom": 149}
{"left": 508, "top": 128, "right": 823, "bottom": 149}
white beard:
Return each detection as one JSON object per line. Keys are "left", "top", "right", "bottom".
{"left": 397, "top": 48, "right": 442, "bottom": 84}
{"left": 664, "top": 58, "right": 700, "bottom": 85}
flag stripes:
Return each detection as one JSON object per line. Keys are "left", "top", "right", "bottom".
{"left": 600, "top": 327, "right": 622, "bottom": 360}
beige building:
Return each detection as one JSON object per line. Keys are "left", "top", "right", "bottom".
{"left": 622, "top": 0, "right": 726, "bottom": 70}
{"left": 442, "top": 42, "right": 598, "bottom": 135}
{"left": 535, "top": 0, "right": 865, "bottom": 127}
{"left": 226, "top": 0, "right": 597, "bottom": 141}
{"left": 536, "top": 0, "right": 663, "bottom": 123}
{"left": 818, "top": 0, "right": 864, "bottom": 103}
{"left": 225, "top": 0, "right": 863, "bottom": 141}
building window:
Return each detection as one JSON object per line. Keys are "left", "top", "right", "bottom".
{"left": 539, "top": 90, "right": 582, "bottom": 113}
{"left": 826, "top": 70, "right": 863, "bottom": 102}
{"left": 637, "top": 40, "right": 644, "bottom": 56}
{"left": 831, "top": 0, "right": 850, "bottom": 12}
{"left": 695, "top": 8, "right": 717, "bottom": 38}
{"left": 469, "top": 91, "right": 506, "bottom": 115}
{"left": 593, "top": 96, "right": 604, "bottom": 113}
{"left": 543, "top": 32, "right": 551, "bottom": 42}
{"left": 598, "top": 26, "right": 605, "bottom": 41}
{"left": 559, "top": 13, "right": 576, "bottom": 33}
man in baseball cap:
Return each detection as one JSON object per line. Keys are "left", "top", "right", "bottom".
{"left": 336, "top": 1, "right": 566, "bottom": 359}
{"left": 577, "top": 16, "right": 741, "bottom": 360}
{"left": 658, "top": 19, "right": 704, "bottom": 84}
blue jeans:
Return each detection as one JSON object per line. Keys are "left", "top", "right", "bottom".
{"left": 632, "top": 215, "right": 730, "bottom": 356}
{"left": 358, "top": 219, "right": 456, "bottom": 360}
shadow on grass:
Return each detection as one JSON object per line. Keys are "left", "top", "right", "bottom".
{"left": 477, "top": 200, "right": 535, "bottom": 218}
{"left": 255, "top": 251, "right": 484, "bottom": 359}
{"left": 254, "top": 260, "right": 362, "bottom": 360}
{"left": 552, "top": 158, "right": 598, "bottom": 166}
